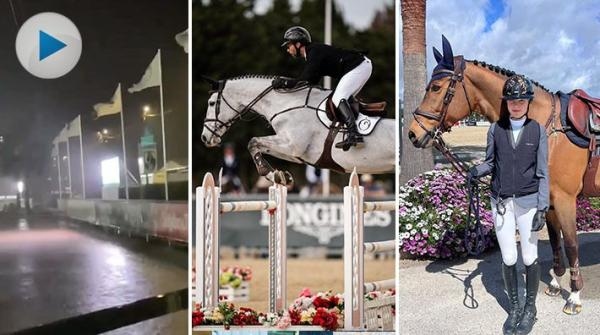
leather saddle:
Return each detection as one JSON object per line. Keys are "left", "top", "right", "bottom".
{"left": 566, "top": 89, "right": 600, "bottom": 196}
{"left": 325, "top": 96, "right": 386, "bottom": 122}
{"left": 567, "top": 89, "right": 600, "bottom": 149}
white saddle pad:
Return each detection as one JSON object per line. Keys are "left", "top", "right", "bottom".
{"left": 316, "top": 100, "right": 381, "bottom": 136}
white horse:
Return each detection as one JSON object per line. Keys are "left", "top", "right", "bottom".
{"left": 200, "top": 75, "right": 395, "bottom": 183}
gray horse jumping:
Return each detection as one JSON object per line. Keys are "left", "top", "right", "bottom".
{"left": 201, "top": 75, "right": 395, "bottom": 183}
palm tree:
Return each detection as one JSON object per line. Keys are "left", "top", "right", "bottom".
{"left": 400, "top": 0, "right": 433, "bottom": 184}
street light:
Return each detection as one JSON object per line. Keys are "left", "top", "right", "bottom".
{"left": 17, "top": 181, "right": 24, "bottom": 194}
{"left": 142, "top": 105, "right": 159, "bottom": 121}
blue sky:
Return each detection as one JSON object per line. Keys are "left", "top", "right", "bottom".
{"left": 400, "top": 0, "right": 600, "bottom": 96}
{"left": 484, "top": 0, "right": 504, "bottom": 32}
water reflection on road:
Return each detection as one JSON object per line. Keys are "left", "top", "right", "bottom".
{"left": 0, "top": 214, "right": 187, "bottom": 334}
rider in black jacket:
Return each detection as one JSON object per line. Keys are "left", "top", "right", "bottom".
{"left": 273, "top": 26, "right": 372, "bottom": 151}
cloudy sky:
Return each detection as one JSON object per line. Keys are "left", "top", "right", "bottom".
{"left": 400, "top": 0, "right": 600, "bottom": 96}
{"left": 254, "top": 0, "right": 393, "bottom": 30}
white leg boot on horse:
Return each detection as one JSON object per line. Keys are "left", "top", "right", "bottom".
{"left": 516, "top": 260, "right": 540, "bottom": 335}
{"left": 564, "top": 246, "right": 584, "bottom": 315}
{"left": 502, "top": 263, "right": 521, "bottom": 335}
{"left": 335, "top": 99, "right": 364, "bottom": 151}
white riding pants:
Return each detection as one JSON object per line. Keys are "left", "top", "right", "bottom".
{"left": 492, "top": 198, "right": 538, "bottom": 266}
{"left": 332, "top": 57, "right": 372, "bottom": 107}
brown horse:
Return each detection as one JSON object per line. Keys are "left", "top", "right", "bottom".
{"left": 408, "top": 36, "right": 591, "bottom": 315}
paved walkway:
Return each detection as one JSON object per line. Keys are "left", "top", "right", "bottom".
{"left": 399, "top": 232, "right": 600, "bottom": 334}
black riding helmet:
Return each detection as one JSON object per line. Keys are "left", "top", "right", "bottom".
{"left": 281, "top": 26, "right": 312, "bottom": 47}
{"left": 502, "top": 74, "right": 534, "bottom": 100}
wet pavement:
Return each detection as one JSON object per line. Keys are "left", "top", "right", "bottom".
{"left": 0, "top": 213, "right": 187, "bottom": 334}
{"left": 399, "top": 232, "right": 600, "bottom": 334}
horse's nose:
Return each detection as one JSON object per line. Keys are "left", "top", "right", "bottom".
{"left": 407, "top": 130, "right": 417, "bottom": 145}
{"left": 201, "top": 134, "right": 208, "bottom": 144}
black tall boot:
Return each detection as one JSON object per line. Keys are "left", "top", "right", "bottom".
{"left": 335, "top": 99, "right": 364, "bottom": 151}
{"left": 502, "top": 263, "right": 522, "bottom": 335}
{"left": 516, "top": 260, "right": 540, "bottom": 335}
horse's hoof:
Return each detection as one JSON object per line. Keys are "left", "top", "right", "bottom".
{"left": 563, "top": 301, "right": 582, "bottom": 315}
{"left": 545, "top": 285, "right": 561, "bottom": 297}
{"left": 272, "top": 171, "right": 284, "bottom": 185}
{"left": 283, "top": 171, "right": 294, "bottom": 185}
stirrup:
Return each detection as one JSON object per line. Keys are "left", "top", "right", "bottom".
{"left": 335, "top": 135, "right": 364, "bottom": 151}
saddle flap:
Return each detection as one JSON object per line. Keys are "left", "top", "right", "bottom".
{"left": 567, "top": 96, "right": 589, "bottom": 136}
{"left": 570, "top": 89, "right": 600, "bottom": 133}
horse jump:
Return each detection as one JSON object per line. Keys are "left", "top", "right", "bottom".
{"left": 344, "top": 169, "right": 396, "bottom": 330}
{"left": 195, "top": 170, "right": 395, "bottom": 330}
{"left": 195, "top": 172, "right": 287, "bottom": 313}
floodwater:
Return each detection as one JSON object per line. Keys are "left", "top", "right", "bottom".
{"left": 0, "top": 213, "right": 187, "bottom": 334}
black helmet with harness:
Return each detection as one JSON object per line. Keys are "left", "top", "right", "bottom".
{"left": 502, "top": 74, "right": 534, "bottom": 101}
{"left": 281, "top": 26, "right": 312, "bottom": 47}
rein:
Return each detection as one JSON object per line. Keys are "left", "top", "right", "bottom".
{"left": 413, "top": 56, "right": 488, "bottom": 256}
{"left": 203, "top": 81, "right": 274, "bottom": 141}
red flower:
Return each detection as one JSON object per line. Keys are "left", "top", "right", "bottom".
{"left": 313, "top": 296, "right": 331, "bottom": 308}
{"left": 288, "top": 309, "right": 302, "bottom": 325}
{"left": 312, "top": 307, "right": 339, "bottom": 331}
{"left": 329, "top": 295, "right": 340, "bottom": 306}
{"left": 191, "top": 310, "right": 204, "bottom": 326}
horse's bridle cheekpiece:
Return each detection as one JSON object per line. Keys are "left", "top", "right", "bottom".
{"left": 202, "top": 77, "right": 274, "bottom": 144}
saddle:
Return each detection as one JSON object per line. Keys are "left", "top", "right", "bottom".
{"left": 565, "top": 89, "right": 600, "bottom": 196}
{"left": 567, "top": 89, "right": 600, "bottom": 150}
{"left": 325, "top": 96, "right": 386, "bottom": 121}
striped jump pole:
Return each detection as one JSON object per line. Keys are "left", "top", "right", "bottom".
{"left": 344, "top": 169, "right": 395, "bottom": 330}
{"left": 196, "top": 172, "right": 287, "bottom": 313}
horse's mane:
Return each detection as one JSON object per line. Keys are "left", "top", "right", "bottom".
{"left": 469, "top": 59, "right": 550, "bottom": 93}
{"left": 227, "top": 74, "right": 329, "bottom": 92}
{"left": 229, "top": 74, "right": 278, "bottom": 81}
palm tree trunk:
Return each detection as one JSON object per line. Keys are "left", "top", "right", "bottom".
{"left": 400, "top": 0, "right": 433, "bottom": 185}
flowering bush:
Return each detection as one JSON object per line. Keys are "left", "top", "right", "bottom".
{"left": 219, "top": 266, "right": 252, "bottom": 288}
{"left": 576, "top": 197, "right": 600, "bottom": 231}
{"left": 399, "top": 168, "right": 495, "bottom": 259}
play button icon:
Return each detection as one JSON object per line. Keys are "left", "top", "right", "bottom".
{"left": 16, "top": 12, "right": 82, "bottom": 79}
{"left": 39, "top": 30, "right": 67, "bottom": 61}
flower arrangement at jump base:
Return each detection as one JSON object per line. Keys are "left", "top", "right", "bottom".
{"left": 399, "top": 167, "right": 495, "bottom": 259}
{"left": 192, "top": 288, "right": 395, "bottom": 330}
{"left": 219, "top": 266, "right": 252, "bottom": 288}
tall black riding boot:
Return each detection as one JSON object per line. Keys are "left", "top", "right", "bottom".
{"left": 334, "top": 99, "right": 364, "bottom": 151}
{"left": 516, "top": 260, "right": 540, "bottom": 335}
{"left": 502, "top": 263, "right": 522, "bottom": 335}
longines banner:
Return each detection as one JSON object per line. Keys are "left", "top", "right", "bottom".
{"left": 195, "top": 195, "right": 395, "bottom": 248}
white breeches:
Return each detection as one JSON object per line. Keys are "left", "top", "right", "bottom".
{"left": 492, "top": 198, "right": 538, "bottom": 266}
{"left": 332, "top": 57, "right": 372, "bottom": 107}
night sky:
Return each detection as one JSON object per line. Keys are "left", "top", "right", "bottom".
{"left": 0, "top": 0, "right": 188, "bottom": 195}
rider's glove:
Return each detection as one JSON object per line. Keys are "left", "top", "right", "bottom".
{"left": 531, "top": 210, "right": 547, "bottom": 232}
{"left": 272, "top": 77, "right": 288, "bottom": 89}
{"left": 467, "top": 166, "right": 479, "bottom": 185}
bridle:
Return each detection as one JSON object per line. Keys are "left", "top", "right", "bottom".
{"left": 413, "top": 56, "right": 476, "bottom": 177}
{"left": 203, "top": 80, "right": 274, "bottom": 143}
{"left": 413, "top": 56, "right": 487, "bottom": 256}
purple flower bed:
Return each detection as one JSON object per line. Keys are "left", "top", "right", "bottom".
{"left": 576, "top": 197, "right": 600, "bottom": 231}
{"left": 399, "top": 168, "right": 495, "bottom": 259}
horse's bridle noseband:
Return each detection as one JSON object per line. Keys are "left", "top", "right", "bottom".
{"left": 203, "top": 80, "right": 274, "bottom": 143}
